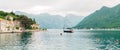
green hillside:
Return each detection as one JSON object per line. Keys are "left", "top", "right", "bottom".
{"left": 75, "top": 4, "right": 120, "bottom": 29}
{"left": 0, "top": 11, "right": 36, "bottom": 29}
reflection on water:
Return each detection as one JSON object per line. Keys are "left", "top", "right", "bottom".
{"left": 0, "top": 30, "right": 120, "bottom": 50}
{"left": 89, "top": 31, "right": 120, "bottom": 50}
{"left": 21, "top": 32, "right": 32, "bottom": 50}
{"left": 0, "top": 32, "right": 32, "bottom": 50}
{"left": 21, "top": 32, "right": 32, "bottom": 45}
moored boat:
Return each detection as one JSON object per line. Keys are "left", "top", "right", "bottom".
{"left": 63, "top": 28, "right": 73, "bottom": 33}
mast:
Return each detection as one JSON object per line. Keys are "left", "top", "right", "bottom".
{"left": 63, "top": 17, "right": 65, "bottom": 29}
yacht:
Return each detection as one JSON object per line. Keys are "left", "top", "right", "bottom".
{"left": 63, "top": 28, "right": 73, "bottom": 33}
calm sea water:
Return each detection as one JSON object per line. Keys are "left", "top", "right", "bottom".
{"left": 0, "top": 29, "right": 120, "bottom": 50}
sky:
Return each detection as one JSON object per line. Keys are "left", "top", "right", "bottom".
{"left": 0, "top": 0, "right": 120, "bottom": 16}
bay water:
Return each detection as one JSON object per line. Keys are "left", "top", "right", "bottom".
{"left": 0, "top": 29, "right": 120, "bottom": 50}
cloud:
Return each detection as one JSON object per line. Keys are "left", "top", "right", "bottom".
{"left": 0, "top": 0, "right": 120, "bottom": 16}
{"left": 24, "top": 5, "right": 53, "bottom": 14}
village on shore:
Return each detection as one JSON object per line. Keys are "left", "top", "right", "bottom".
{"left": 0, "top": 11, "right": 41, "bottom": 33}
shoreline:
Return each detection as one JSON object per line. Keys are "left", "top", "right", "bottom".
{"left": 2, "top": 29, "right": 120, "bottom": 33}
{"left": 0, "top": 29, "right": 46, "bottom": 33}
{"left": 75, "top": 29, "right": 120, "bottom": 31}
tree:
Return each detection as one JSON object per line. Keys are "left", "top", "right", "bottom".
{"left": 17, "top": 15, "right": 34, "bottom": 29}
{"left": 33, "top": 18, "right": 36, "bottom": 24}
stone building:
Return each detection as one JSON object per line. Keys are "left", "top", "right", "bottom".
{"left": 0, "top": 15, "right": 22, "bottom": 32}
{"left": 31, "top": 24, "right": 40, "bottom": 29}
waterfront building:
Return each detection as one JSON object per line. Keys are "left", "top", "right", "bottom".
{"left": 31, "top": 24, "right": 40, "bottom": 29}
{"left": 0, "top": 15, "right": 22, "bottom": 32}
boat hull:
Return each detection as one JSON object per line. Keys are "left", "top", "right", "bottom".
{"left": 64, "top": 30, "right": 73, "bottom": 33}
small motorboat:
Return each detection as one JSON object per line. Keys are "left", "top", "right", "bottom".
{"left": 60, "top": 33, "right": 62, "bottom": 35}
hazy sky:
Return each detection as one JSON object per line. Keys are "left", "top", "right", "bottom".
{"left": 0, "top": 0, "right": 120, "bottom": 16}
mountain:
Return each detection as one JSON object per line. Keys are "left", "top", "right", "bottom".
{"left": 15, "top": 11, "right": 83, "bottom": 29}
{"left": 75, "top": 4, "right": 120, "bottom": 29}
{"left": 65, "top": 14, "right": 83, "bottom": 28}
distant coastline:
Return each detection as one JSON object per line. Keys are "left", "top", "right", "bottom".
{"left": 76, "top": 29, "right": 120, "bottom": 31}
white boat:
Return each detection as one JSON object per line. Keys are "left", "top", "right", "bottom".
{"left": 63, "top": 28, "right": 73, "bottom": 33}
{"left": 63, "top": 18, "right": 73, "bottom": 33}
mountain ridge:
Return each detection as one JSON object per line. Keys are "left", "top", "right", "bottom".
{"left": 15, "top": 11, "right": 83, "bottom": 29}
{"left": 75, "top": 4, "right": 120, "bottom": 29}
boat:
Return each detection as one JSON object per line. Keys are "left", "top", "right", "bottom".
{"left": 63, "top": 28, "right": 73, "bottom": 33}
{"left": 63, "top": 18, "right": 73, "bottom": 33}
